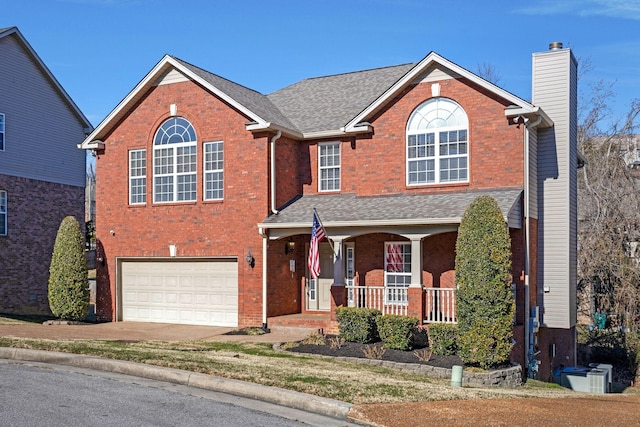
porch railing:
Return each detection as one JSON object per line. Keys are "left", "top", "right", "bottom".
{"left": 344, "top": 285, "right": 457, "bottom": 323}
{"left": 425, "top": 287, "right": 457, "bottom": 324}
{"left": 346, "top": 285, "right": 407, "bottom": 316}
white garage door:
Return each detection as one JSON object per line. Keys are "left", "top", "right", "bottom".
{"left": 121, "top": 260, "right": 238, "bottom": 327}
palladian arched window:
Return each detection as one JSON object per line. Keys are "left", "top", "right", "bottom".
{"left": 406, "top": 98, "right": 469, "bottom": 185}
{"left": 153, "top": 117, "right": 197, "bottom": 202}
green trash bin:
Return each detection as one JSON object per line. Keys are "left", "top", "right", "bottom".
{"left": 594, "top": 313, "right": 606, "bottom": 329}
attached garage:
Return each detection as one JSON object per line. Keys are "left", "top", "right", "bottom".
{"left": 118, "top": 258, "right": 238, "bottom": 327}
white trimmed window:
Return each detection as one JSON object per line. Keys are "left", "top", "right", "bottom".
{"left": 384, "top": 242, "right": 411, "bottom": 305}
{"left": 129, "top": 149, "right": 146, "bottom": 204}
{"left": 407, "top": 98, "right": 469, "bottom": 185}
{"left": 319, "top": 142, "right": 340, "bottom": 191}
{"left": 0, "top": 113, "right": 5, "bottom": 151}
{"left": 0, "top": 190, "right": 6, "bottom": 236}
{"left": 204, "top": 141, "right": 224, "bottom": 200}
{"left": 153, "top": 117, "right": 197, "bottom": 203}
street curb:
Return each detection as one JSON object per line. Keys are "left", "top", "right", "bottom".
{"left": 0, "top": 347, "right": 353, "bottom": 420}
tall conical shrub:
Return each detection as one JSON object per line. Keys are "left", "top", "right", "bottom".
{"left": 455, "top": 196, "right": 514, "bottom": 368}
{"left": 48, "top": 216, "right": 89, "bottom": 320}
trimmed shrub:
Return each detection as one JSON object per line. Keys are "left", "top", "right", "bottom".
{"left": 48, "top": 216, "right": 89, "bottom": 321}
{"left": 428, "top": 323, "right": 458, "bottom": 356}
{"left": 335, "top": 307, "right": 381, "bottom": 343}
{"left": 455, "top": 196, "right": 514, "bottom": 369}
{"left": 376, "top": 314, "right": 419, "bottom": 350}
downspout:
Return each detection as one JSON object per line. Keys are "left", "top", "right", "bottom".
{"left": 270, "top": 130, "right": 282, "bottom": 215}
{"left": 260, "top": 227, "right": 268, "bottom": 330}
{"left": 524, "top": 114, "right": 542, "bottom": 378}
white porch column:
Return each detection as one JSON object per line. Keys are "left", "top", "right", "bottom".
{"left": 332, "top": 237, "right": 344, "bottom": 286}
{"left": 410, "top": 236, "right": 423, "bottom": 288}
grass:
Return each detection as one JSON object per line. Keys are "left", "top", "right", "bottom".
{"left": 1, "top": 315, "right": 638, "bottom": 404}
{"left": 0, "top": 313, "right": 56, "bottom": 325}
{"left": 0, "top": 333, "right": 603, "bottom": 405}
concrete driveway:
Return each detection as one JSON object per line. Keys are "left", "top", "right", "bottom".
{"left": 0, "top": 321, "right": 314, "bottom": 343}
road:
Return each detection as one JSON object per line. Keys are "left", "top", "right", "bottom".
{"left": 0, "top": 360, "right": 354, "bottom": 427}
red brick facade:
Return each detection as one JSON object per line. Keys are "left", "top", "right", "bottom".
{"left": 90, "top": 58, "right": 543, "bottom": 375}
{"left": 0, "top": 174, "right": 85, "bottom": 315}
{"left": 94, "top": 80, "right": 269, "bottom": 326}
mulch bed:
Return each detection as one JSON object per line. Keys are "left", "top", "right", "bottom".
{"left": 286, "top": 337, "right": 464, "bottom": 369}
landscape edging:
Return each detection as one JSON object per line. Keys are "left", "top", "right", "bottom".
{"left": 276, "top": 344, "right": 522, "bottom": 388}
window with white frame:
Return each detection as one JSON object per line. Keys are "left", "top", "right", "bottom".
{"left": 204, "top": 141, "right": 223, "bottom": 200}
{"left": 0, "top": 113, "right": 5, "bottom": 151}
{"left": 319, "top": 142, "right": 340, "bottom": 191}
{"left": 0, "top": 190, "right": 6, "bottom": 236}
{"left": 153, "top": 117, "right": 197, "bottom": 203}
{"left": 407, "top": 98, "right": 469, "bottom": 185}
{"left": 129, "top": 149, "right": 146, "bottom": 204}
{"left": 384, "top": 242, "right": 411, "bottom": 304}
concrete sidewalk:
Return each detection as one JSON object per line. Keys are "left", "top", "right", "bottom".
{"left": 0, "top": 321, "right": 316, "bottom": 343}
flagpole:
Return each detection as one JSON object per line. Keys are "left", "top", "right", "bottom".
{"left": 313, "top": 207, "right": 334, "bottom": 252}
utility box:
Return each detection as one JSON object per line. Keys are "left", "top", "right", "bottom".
{"left": 589, "top": 363, "right": 613, "bottom": 393}
{"left": 560, "top": 366, "right": 609, "bottom": 394}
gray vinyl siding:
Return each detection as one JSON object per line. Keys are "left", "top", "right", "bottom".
{"left": 533, "top": 48, "right": 578, "bottom": 329}
{"left": 528, "top": 129, "right": 538, "bottom": 219}
{"left": 0, "top": 34, "right": 86, "bottom": 187}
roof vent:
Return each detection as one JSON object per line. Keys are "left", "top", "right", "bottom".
{"left": 549, "top": 42, "right": 563, "bottom": 50}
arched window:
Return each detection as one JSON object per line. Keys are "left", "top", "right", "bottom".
{"left": 153, "top": 117, "right": 197, "bottom": 202}
{"left": 406, "top": 98, "right": 469, "bottom": 185}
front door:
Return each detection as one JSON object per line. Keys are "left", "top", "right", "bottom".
{"left": 307, "top": 242, "right": 333, "bottom": 311}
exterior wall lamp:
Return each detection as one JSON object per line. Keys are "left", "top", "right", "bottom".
{"left": 245, "top": 252, "right": 255, "bottom": 269}
{"left": 285, "top": 240, "right": 295, "bottom": 255}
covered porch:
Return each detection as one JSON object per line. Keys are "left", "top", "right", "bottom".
{"left": 258, "top": 189, "right": 523, "bottom": 330}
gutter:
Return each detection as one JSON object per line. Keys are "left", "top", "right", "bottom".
{"left": 270, "top": 130, "right": 282, "bottom": 214}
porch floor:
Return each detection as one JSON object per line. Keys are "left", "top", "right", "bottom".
{"left": 267, "top": 313, "right": 334, "bottom": 334}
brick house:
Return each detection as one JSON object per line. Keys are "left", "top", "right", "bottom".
{"left": 0, "top": 27, "right": 91, "bottom": 316}
{"left": 81, "top": 43, "right": 578, "bottom": 380}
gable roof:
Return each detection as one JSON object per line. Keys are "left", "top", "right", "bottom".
{"left": 0, "top": 27, "right": 92, "bottom": 130}
{"left": 81, "top": 50, "right": 549, "bottom": 149}
{"left": 266, "top": 63, "right": 415, "bottom": 135}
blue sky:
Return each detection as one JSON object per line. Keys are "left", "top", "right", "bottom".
{"left": 5, "top": 0, "right": 639, "bottom": 130}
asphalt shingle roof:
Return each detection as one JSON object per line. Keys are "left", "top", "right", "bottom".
{"left": 172, "top": 57, "right": 297, "bottom": 130}
{"left": 261, "top": 188, "right": 522, "bottom": 226}
{"left": 267, "top": 63, "right": 416, "bottom": 134}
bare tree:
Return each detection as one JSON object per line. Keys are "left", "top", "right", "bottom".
{"left": 578, "top": 79, "right": 640, "bottom": 331}
{"left": 476, "top": 62, "right": 502, "bottom": 85}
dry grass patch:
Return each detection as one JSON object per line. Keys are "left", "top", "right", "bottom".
{"left": 0, "top": 336, "right": 583, "bottom": 404}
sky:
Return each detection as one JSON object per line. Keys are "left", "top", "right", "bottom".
{"left": 4, "top": 0, "right": 639, "bottom": 132}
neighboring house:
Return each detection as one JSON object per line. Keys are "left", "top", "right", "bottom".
{"left": 0, "top": 27, "right": 92, "bottom": 315}
{"left": 80, "top": 42, "right": 578, "bottom": 381}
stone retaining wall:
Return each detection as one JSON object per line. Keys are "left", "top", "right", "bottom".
{"left": 282, "top": 346, "right": 523, "bottom": 388}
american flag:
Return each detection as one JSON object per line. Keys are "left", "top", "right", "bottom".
{"left": 307, "top": 212, "right": 326, "bottom": 279}
{"left": 386, "top": 244, "right": 403, "bottom": 272}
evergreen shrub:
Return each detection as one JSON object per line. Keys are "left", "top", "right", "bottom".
{"left": 335, "top": 307, "right": 381, "bottom": 343}
{"left": 376, "top": 314, "right": 419, "bottom": 350}
{"left": 48, "top": 216, "right": 89, "bottom": 321}
{"left": 455, "top": 196, "right": 514, "bottom": 369}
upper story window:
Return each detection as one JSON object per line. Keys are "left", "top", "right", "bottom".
{"left": 129, "top": 149, "right": 146, "bottom": 205}
{"left": 0, "top": 190, "right": 7, "bottom": 236}
{"left": 153, "top": 117, "right": 197, "bottom": 203}
{"left": 319, "top": 142, "right": 340, "bottom": 192}
{"left": 0, "top": 113, "right": 5, "bottom": 151}
{"left": 406, "top": 98, "right": 469, "bottom": 185}
{"left": 204, "top": 141, "right": 224, "bottom": 200}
